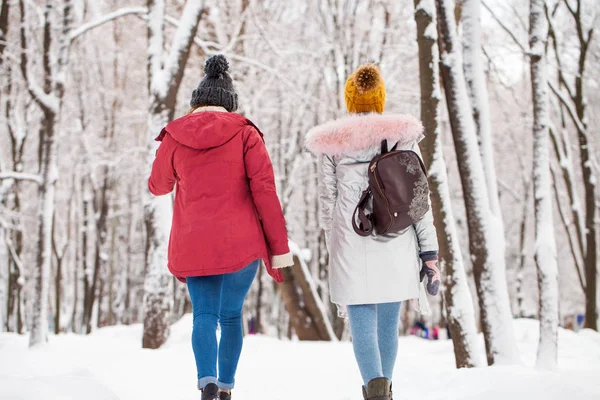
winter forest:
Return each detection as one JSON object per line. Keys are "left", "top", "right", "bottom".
{"left": 0, "top": 0, "right": 599, "bottom": 399}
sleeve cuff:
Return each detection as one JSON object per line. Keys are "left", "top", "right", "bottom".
{"left": 271, "top": 252, "right": 294, "bottom": 269}
{"left": 419, "top": 251, "right": 438, "bottom": 262}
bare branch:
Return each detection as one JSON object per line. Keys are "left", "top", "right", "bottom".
{"left": 564, "top": 0, "right": 577, "bottom": 17}
{"left": 546, "top": 5, "right": 576, "bottom": 100}
{"left": 508, "top": 2, "right": 528, "bottom": 33}
{"left": 497, "top": 180, "right": 521, "bottom": 202}
{"left": 161, "top": 15, "right": 325, "bottom": 106}
{"left": 482, "top": 0, "right": 527, "bottom": 54}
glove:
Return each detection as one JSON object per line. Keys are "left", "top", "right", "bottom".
{"left": 420, "top": 252, "right": 440, "bottom": 296}
{"left": 271, "top": 252, "right": 294, "bottom": 269}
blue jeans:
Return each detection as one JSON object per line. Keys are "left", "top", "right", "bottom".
{"left": 186, "top": 260, "right": 259, "bottom": 391}
{"left": 347, "top": 302, "right": 401, "bottom": 386}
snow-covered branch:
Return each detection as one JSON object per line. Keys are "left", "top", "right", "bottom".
{"left": 551, "top": 166, "right": 586, "bottom": 290}
{"left": 4, "top": 234, "right": 25, "bottom": 277}
{"left": 26, "top": 81, "right": 59, "bottom": 113}
{"left": 69, "top": 7, "right": 148, "bottom": 43}
{"left": 160, "top": 0, "right": 204, "bottom": 98}
{"left": 0, "top": 171, "right": 43, "bottom": 185}
{"left": 549, "top": 123, "right": 586, "bottom": 255}
{"left": 548, "top": 82, "right": 587, "bottom": 135}
{"left": 147, "top": 0, "right": 166, "bottom": 94}
{"left": 546, "top": 8, "right": 576, "bottom": 101}
{"left": 17, "top": 0, "right": 59, "bottom": 113}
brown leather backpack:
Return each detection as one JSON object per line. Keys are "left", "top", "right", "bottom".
{"left": 352, "top": 140, "right": 430, "bottom": 237}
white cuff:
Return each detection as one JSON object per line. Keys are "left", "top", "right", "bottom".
{"left": 271, "top": 252, "right": 294, "bottom": 269}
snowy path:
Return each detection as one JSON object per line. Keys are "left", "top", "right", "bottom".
{"left": 1, "top": 317, "right": 599, "bottom": 400}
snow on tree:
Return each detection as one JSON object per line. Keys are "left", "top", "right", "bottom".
{"left": 547, "top": 0, "right": 597, "bottom": 331}
{"left": 142, "top": 0, "right": 205, "bottom": 349}
{"left": 434, "top": 0, "right": 520, "bottom": 365}
{"left": 461, "top": 0, "right": 503, "bottom": 222}
{"left": 461, "top": 1, "right": 508, "bottom": 303}
{"left": 529, "top": 0, "right": 560, "bottom": 369}
{"left": 17, "top": 0, "right": 74, "bottom": 347}
{"left": 279, "top": 241, "right": 337, "bottom": 341}
{"left": 414, "top": 0, "right": 482, "bottom": 368}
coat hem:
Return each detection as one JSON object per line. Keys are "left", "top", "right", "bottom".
{"left": 170, "top": 252, "right": 267, "bottom": 282}
{"left": 332, "top": 293, "right": 420, "bottom": 306}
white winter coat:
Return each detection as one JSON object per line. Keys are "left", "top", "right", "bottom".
{"left": 306, "top": 113, "right": 438, "bottom": 310}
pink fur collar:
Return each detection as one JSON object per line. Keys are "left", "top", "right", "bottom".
{"left": 305, "top": 113, "right": 424, "bottom": 156}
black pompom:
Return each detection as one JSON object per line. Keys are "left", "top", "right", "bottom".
{"left": 204, "top": 54, "right": 229, "bottom": 77}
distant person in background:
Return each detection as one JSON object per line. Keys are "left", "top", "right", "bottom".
{"left": 432, "top": 325, "right": 440, "bottom": 340}
{"left": 148, "top": 54, "right": 293, "bottom": 400}
{"left": 306, "top": 63, "right": 440, "bottom": 400}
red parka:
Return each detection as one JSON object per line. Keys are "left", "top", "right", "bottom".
{"left": 148, "top": 110, "right": 289, "bottom": 283}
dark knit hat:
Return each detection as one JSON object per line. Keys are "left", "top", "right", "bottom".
{"left": 190, "top": 55, "right": 238, "bottom": 112}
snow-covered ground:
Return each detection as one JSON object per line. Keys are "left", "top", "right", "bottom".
{"left": 1, "top": 317, "right": 599, "bottom": 400}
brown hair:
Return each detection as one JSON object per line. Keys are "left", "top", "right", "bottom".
{"left": 188, "top": 105, "right": 204, "bottom": 115}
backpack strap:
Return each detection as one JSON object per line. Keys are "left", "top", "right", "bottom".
{"left": 381, "top": 140, "right": 399, "bottom": 154}
{"left": 352, "top": 189, "right": 373, "bottom": 237}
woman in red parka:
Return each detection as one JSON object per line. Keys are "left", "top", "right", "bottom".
{"left": 148, "top": 54, "right": 293, "bottom": 400}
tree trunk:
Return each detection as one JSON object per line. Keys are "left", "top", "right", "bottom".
{"left": 529, "top": 0, "right": 559, "bottom": 369}
{"left": 571, "top": 5, "right": 597, "bottom": 332}
{"left": 414, "top": 0, "right": 481, "bottom": 368}
{"left": 142, "top": 0, "right": 205, "bottom": 349}
{"left": 547, "top": 2, "right": 597, "bottom": 330}
{"left": 89, "top": 173, "right": 110, "bottom": 332}
{"left": 81, "top": 184, "right": 93, "bottom": 332}
{"left": 461, "top": 0, "right": 503, "bottom": 220}
{"left": 516, "top": 187, "right": 530, "bottom": 318}
{"left": 255, "top": 265, "right": 264, "bottom": 334}
{"left": 279, "top": 254, "right": 336, "bottom": 341}
{"left": 30, "top": 108, "right": 57, "bottom": 347}
{"left": 54, "top": 255, "right": 63, "bottom": 334}
{"left": 435, "top": 0, "right": 519, "bottom": 365}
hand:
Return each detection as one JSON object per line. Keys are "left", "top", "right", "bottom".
{"left": 420, "top": 255, "right": 440, "bottom": 296}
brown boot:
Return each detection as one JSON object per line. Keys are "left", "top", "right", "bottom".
{"left": 219, "top": 390, "right": 231, "bottom": 400}
{"left": 362, "top": 377, "right": 392, "bottom": 400}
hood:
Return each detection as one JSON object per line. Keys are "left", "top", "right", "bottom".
{"left": 305, "top": 113, "right": 423, "bottom": 157}
{"left": 157, "top": 111, "right": 256, "bottom": 150}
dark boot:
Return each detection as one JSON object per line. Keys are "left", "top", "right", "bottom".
{"left": 362, "top": 377, "right": 392, "bottom": 400}
{"left": 219, "top": 391, "right": 231, "bottom": 400}
{"left": 201, "top": 383, "right": 220, "bottom": 400}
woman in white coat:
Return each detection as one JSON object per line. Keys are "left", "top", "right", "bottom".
{"left": 306, "top": 63, "right": 440, "bottom": 400}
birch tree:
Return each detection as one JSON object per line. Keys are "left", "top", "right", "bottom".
{"left": 529, "top": 0, "right": 559, "bottom": 369}
{"left": 414, "top": 0, "right": 481, "bottom": 368}
{"left": 435, "top": 0, "right": 520, "bottom": 365}
{"left": 18, "top": 0, "right": 73, "bottom": 347}
{"left": 547, "top": 0, "right": 597, "bottom": 331}
{"left": 461, "top": 0, "right": 508, "bottom": 275}
{"left": 142, "top": 0, "right": 205, "bottom": 349}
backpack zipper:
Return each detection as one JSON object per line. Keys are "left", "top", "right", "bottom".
{"left": 371, "top": 160, "right": 394, "bottom": 233}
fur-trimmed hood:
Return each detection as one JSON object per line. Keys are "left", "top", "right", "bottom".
{"left": 305, "top": 113, "right": 423, "bottom": 157}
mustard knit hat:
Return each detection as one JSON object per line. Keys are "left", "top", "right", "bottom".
{"left": 344, "top": 63, "right": 386, "bottom": 114}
